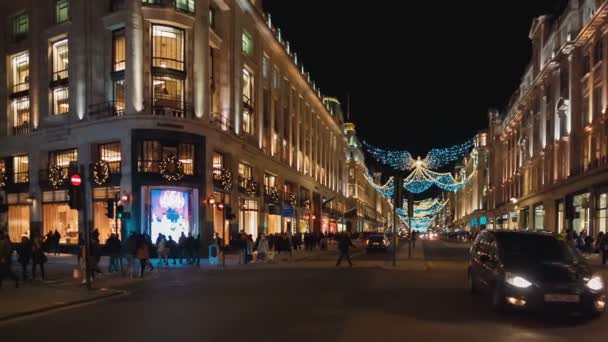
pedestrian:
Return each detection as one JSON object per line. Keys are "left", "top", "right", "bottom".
{"left": 186, "top": 233, "right": 195, "bottom": 264}
{"left": 126, "top": 232, "right": 138, "bottom": 277}
{"left": 157, "top": 235, "right": 169, "bottom": 266}
{"left": 31, "top": 235, "right": 47, "bottom": 281}
{"left": 596, "top": 232, "right": 605, "bottom": 254}
{"left": 336, "top": 232, "right": 356, "bottom": 267}
{"left": 17, "top": 236, "right": 32, "bottom": 281}
{"left": 53, "top": 229, "right": 61, "bottom": 255}
{"left": 167, "top": 235, "right": 178, "bottom": 265}
{"left": 136, "top": 237, "right": 150, "bottom": 278}
{"left": 600, "top": 232, "right": 608, "bottom": 266}
{"left": 0, "top": 231, "right": 19, "bottom": 288}
{"left": 106, "top": 234, "right": 123, "bottom": 273}
{"left": 412, "top": 230, "right": 418, "bottom": 249}
{"left": 194, "top": 234, "right": 202, "bottom": 267}
{"left": 178, "top": 232, "right": 187, "bottom": 265}
{"left": 286, "top": 231, "right": 293, "bottom": 258}
{"left": 246, "top": 234, "right": 254, "bottom": 263}
{"left": 256, "top": 233, "right": 269, "bottom": 262}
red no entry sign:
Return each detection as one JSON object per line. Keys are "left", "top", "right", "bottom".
{"left": 71, "top": 174, "right": 82, "bottom": 186}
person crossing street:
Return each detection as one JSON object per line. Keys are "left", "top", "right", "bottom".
{"left": 336, "top": 232, "right": 356, "bottom": 267}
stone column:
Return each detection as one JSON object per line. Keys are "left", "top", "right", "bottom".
{"left": 193, "top": 0, "right": 210, "bottom": 119}
{"left": 126, "top": 0, "right": 144, "bottom": 115}
{"left": 29, "top": 149, "right": 42, "bottom": 237}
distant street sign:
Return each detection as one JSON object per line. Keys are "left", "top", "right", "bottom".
{"left": 282, "top": 207, "right": 295, "bottom": 217}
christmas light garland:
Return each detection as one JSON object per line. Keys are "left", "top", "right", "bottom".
{"left": 92, "top": 161, "right": 110, "bottom": 186}
{"left": 159, "top": 154, "right": 185, "bottom": 182}
{"left": 216, "top": 168, "right": 232, "bottom": 191}
{"left": 48, "top": 165, "right": 67, "bottom": 189}
{"left": 245, "top": 179, "right": 259, "bottom": 197}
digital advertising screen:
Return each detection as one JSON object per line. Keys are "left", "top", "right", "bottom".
{"left": 150, "top": 189, "right": 191, "bottom": 241}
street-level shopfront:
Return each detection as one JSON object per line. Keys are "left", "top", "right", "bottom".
{"left": 239, "top": 198, "right": 259, "bottom": 238}
{"left": 42, "top": 190, "right": 79, "bottom": 244}
{"left": 92, "top": 187, "right": 122, "bottom": 241}
{"left": 6, "top": 192, "right": 30, "bottom": 242}
{"left": 212, "top": 191, "right": 230, "bottom": 245}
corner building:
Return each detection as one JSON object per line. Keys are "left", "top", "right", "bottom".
{"left": 488, "top": 0, "right": 608, "bottom": 237}
{"left": 0, "top": 0, "right": 348, "bottom": 249}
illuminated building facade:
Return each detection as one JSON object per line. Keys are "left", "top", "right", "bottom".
{"left": 488, "top": 0, "right": 608, "bottom": 236}
{"left": 0, "top": 0, "right": 348, "bottom": 247}
{"left": 343, "top": 122, "right": 394, "bottom": 232}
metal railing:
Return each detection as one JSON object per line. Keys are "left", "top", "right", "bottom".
{"left": 12, "top": 123, "right": 30, "bottom": 136}
{"left": 52, "top": 69, "right": 68, "bottom": 82}
{"left": 143, "top": 0, "right": 195, "bottom": 15}
{"left": 210, "top": 114, "right": 234, "bottom": 131}
{"left": 89, "top": 101, "right": 125, "bottom": 119}
{"left": 238, "top": 177, "right": 259, "bottom": 196}
{"left": 147, "top": 98, "right": 192, "bottom": 118}
{"left": 13, "top": 82, "right": 29, "bottom": 93}
{"left": 152, "top": 57, "right": 185, "bottom": 71}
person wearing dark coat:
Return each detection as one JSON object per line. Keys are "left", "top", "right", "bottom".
{"left": 52, "top": 230, "right": 61, "bottom": 255}
{"left": 31, "top": 236, "right": 47, "bottom": 280}
{"left": 185, "top": 233, "right": 195, "bottom": 264}
{"left": 167, "top": 235, "right": 179, "bottom": 265}
{"left": 336, "top": 232, "right": 356, "bottom": 267}
{"left": 106, "top": 234, "right": 123, "bottom": 273}
{"left": 0, "top": 231, "right": 19, "bottom": 288}
{"left": 17, "top": 236, "right": 32, "bottom": 281}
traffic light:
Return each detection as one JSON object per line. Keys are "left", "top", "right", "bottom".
{"left": 106, "top": 199, "right": 115, "bottom": 219}
{"left": 116, "top": 205, "right": 124, "bottom": 219}
{"left": 68, "top": 162, "right": 82, "bottom": 210}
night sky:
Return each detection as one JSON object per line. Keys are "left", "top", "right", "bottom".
{"left": 263, "top": 0, "right": 568, "bottom": 157}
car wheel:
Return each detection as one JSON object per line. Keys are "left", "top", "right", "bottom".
{"left": 491, "top": 284, "right": 505, "bottom": 313}
{"left": 467, "top": 270, "right": 479, "bottom": 295}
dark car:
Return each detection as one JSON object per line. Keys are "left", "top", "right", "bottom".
{"left": 467, "top": 230, "right": 606, "bottom": 317}
{"left": 366, "top": 234, "right": 389, "bottom": 252}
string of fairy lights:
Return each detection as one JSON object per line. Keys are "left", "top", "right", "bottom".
{"left": 362, "top": 139, "right": 475, "bottom": 231}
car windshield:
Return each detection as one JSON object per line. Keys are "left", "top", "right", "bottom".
{"left": 369, "top": 235, "right": 384, "bottom": 241}
{"left": 497, "top": 234, "right": 580, "bottom": 264}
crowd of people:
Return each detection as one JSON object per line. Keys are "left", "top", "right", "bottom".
{"left": 562, "top": 229, "right": 608, "bottom": 264}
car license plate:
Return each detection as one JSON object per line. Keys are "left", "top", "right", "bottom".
{"left": 544, "top": 294, "right": 580, "bottom": 303}
{"left": 373, "top": 242, "right": 380, "bottom": 246}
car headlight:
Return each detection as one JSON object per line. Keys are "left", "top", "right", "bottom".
{"left": 586, "top": 275, "right": 604, "bottom": 291}
{"left": 505, "top": 273, "right": 532, "bottom": 288}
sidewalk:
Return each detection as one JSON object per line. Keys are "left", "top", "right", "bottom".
{"left": 582, "top": 253, "right": 608, "bottom": 278}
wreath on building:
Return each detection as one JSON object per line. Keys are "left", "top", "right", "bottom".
{"left": 270, "top": 186, "right": 281, "bottom": 203}
{"left": 245, "top": 179, "right": 258, "bottom": 197}
{"left": 303, "top": 199, "right": 311, "bottom": 210}
{"left": 218, "top": 168, "right": 233, "bottom": 191}
{"left": 288, "top": 193, "right": 297, "bottom": 207}
{"left": 159, "top": 154, "right": 184, "bottom": 182}
{"left": 48, "top": 165, "right": 67, "bottom": 189}
{"left": 92, "top": 161, "right": 111, "bottom": 186}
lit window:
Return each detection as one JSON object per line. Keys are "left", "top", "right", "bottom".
{"left": 55, "top": 0, "right": 69, "bottom": 24}
{"left": 152, "top": 76, "right": 184, "bottom": 115}
{"left": 100, "top": 143, "right": 121, "bottom": 173}
{"left": 175, "top": 0, "right": 194, "bottom": 13}
{"left": 53, "top": 87, "right": 69, "bottom": 115}
{"left": 213, "top": 152, "right": 224, "bottom": 169}
{"left": 52, "top": 39, "right": 69, "bottom": 81}
{"left": 11, "top": 52, "right": 29, "bottom": 93}
{"left": 242, "top": 68, "right": 255, "bottom": 134}
{"left": 113, "top": 80, "right": 125, "bottom": 114}
{"left": 242, "top": 31, "right": 253, "bottom": 56}
{"left": 262, "top": 56, "right": 269, "bottom": 79}
{"left": 13, "top": 155, "right": 29, "bottom": 184}
{"left": 179, "top": 144, "right": 195, "bottom": 175}
{"left": 112, "top": 29, "right": 125, "bottom": 71}
{"left": 12, "top": 97, "right": 30, "bottom": 135}
{"left": 50, "top": 149, "right": 77, "bottom": 167}
{"left": 138, "top": 141, "right": 161, "bottom": 173}
{"left": 238, "top": 162, "right": 252, "bottom": 179}
{"left": 13, "top": 13, "right": 28, "bottom": 39}
{"left": 212, "top": 152, "right": 224, "bottom": 178}
{"left": 152, "top": 25, "right": 184, "bottom": 71}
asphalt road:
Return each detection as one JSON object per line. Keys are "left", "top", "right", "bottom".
{"left": 2, "top": 240, "right": 608, "bottom": 342}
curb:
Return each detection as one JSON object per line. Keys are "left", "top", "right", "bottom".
{"left": 0, "top": 289, "right": 127, "bottom": 324}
